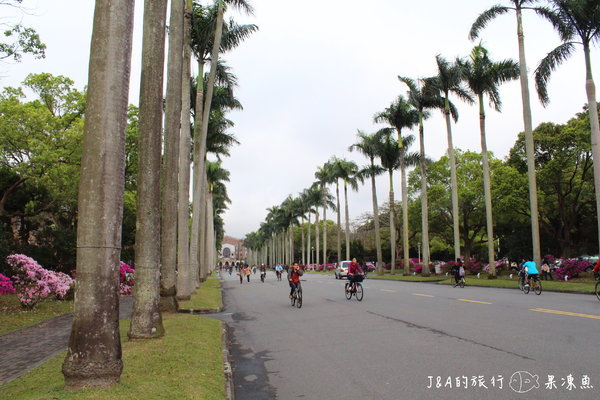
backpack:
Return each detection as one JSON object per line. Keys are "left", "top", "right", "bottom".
{"left": 459, "top": 266, "right": 465, "bottom": 277}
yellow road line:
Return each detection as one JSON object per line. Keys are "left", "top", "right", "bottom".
{"left": 530, "top": 308, "right": 600, "bottom": 320}
{"left": 412, "top": 293, "right": 434, "bottom": 298}
{"left": 458, "top": 299, "right": 492, "bottom": 305}
{"left": 380, "top": 289, "right": 397, "bottom": 293}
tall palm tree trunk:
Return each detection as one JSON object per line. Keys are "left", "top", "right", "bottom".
{"left": 444, "top": 103, "right": 461, "bottom": 262}
{"left": 418, "top": 117, "right": 431, "bottom": 275}
{"left": 400, "top": 145, "right": 410, "bottom": 275}
{"left": 129, "top": 0, "right": 168, "bottom": 339}
{"left": 583, "top": 44, "right": 600, "bottom": 254}
{"left": 344, "top": 180, "right": 351, "bottom": 260}
{"left": 388, "top": 172, "right": 396, "bottom": 275}
{"left": 371, "top": 163, "right": 383, "bottom": 275}
{"left": 323, "top": 203, "right": 328, "bottom": 265}
{"left": 160, "top": 0, "right": 184, "bottom": 312}
{"left": 301, "top": 217, "right": 305, "bottom": 265}
{"left": 176, "top": 0, "right": 193, "bottom": 301}
{"left": 62, "top": 0, "right": 134, "bottom": 389}
{"left": 307, "top": 214, "right": 312, "bottom": 265}
{"left": 516, "top": 7, "right": 541, "bottom": 267}
{"left": 315, "top": 208, "right": 320, "bottom": 266}
{"left": 189, "top": 60, "right": 204, "bottom": 290}
{"left": 335, "top": 180, "right": 341, "bottom": 262}
{"left": 479, "top": 96, "right": 496, "bottom": 276}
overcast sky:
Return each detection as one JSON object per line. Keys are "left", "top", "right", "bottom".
{"left": 2, "top": 0, "right": 599, "bottom": 240}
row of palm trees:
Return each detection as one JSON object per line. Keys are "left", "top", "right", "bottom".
{"left": 244, "top": 0, "right": 600, "bottom": 283}
{"left": 62, "top": 0, "right": 256, "bottom": 390}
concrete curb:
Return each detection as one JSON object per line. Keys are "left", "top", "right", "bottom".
{"left": 222, "top": 324, "right": 234, "bottom": 400}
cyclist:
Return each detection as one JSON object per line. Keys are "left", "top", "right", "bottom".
{"left": 451, "top": 258, "right": 464, "bottom": 285}
{"left": 593, "top": 259, "right": 600, "bottom": 280}
{"left": 275, "top": 264, "right": 283, "bottom": 281}
{"left": 523, "top": 258, "right": 539, "bottom": 288}
{"left": 346, "top": 258, "right": 364, "bottom": 291}
{"left": 288, "top": 263, "right": 303, "bottom": 299}
{"left": 260, "top": 264, "right": 267, "bottom": 282}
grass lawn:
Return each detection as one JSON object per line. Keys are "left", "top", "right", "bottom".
{"left": 437, "top": 274, "right": 596, "bottom": 293}
{"left": 368, "top": 274, "right": 447, "bottom": 282}
{"left": 179, "top": 276, "right": 222, "bottom": 311}
{"left": 0, "top": 295, "right": 74, "bottom": 335}
{"left": 2, "top": 314, "right": 225, "bottom": 400}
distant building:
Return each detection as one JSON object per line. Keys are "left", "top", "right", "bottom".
{"left": 220, "top": 235, "right": 246, "bottom": 265}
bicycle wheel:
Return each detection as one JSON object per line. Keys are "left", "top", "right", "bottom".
{"left": 596, "top": 281, "right": 600, "bottom": 302}
{"left": 355, "top": 283, "right": 364, "bottom": 301}
{"left": 345, "top": 282, "right": 352, "bottom": 300}
{"left": 296, "top": 289, "right": 302, "bottom": 308}
{"left": 523, "top": 283, "right": 530, "bottom": 294}
{"left": 534, "top": 280, "right": 542, "bottom": 295}
{"left": 518, "top": 277, "right": 524, "bottom": 291}
{"left": 291, "top": 290, "right": 296, "bottom": 306}
{"left": 459, "top": 278, "right": 465, "bottom": 288}
{"left": 452, "top": 280, "right": 457, "bottom": 288}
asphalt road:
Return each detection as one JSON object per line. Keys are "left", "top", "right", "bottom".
{"left": 218, "top": 271, "right": 599, "bottom": 400}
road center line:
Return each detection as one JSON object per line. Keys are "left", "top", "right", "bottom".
{"left": 412, "top": 293, "right": 434, "bottom": 298}
{"left": 530, "top": 308, "right": 600, "bottom": 320}
{"left": 458, "top": 299, "right": 492, "bottom": 305}
{"left": 380, "top": 289, "right": 397, "bottom": 293}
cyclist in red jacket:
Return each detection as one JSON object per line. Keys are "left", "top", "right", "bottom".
{"left": 347, "top": 258, "right": 364, "bottom": 288}
{"left": 288, "top": 263, "right": 303, "bottom": 298}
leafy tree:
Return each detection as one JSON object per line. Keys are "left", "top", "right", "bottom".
{"left": 0, "top": 1, "right": 46, "bottom": 61}
{"left": 534, "top": 0, "right": 600, "bottom": 254}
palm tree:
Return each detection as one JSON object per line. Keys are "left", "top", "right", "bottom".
{"left": 470, "top": 0, "right": 555, "bottom": 270}
{"left": 460, "top": 45, "right": 519, "bottom": 277}
{"left": 62, "top": 0, "right": 135, "bottom": 389}
{"left": 315, "top": 161, "right": 335, "bottom": 265}
{"left": 349, "top": 130, "right": 385, "bottom": 274}
{"left": 374, "top": 95, "right": 419, "bottom": 275}
{"left": 534, "top": 0, "right": 600, "bottom": 253}
{"left": 330, "top": 157, "right": 361, "bottom": 260}
{"left": 397, "top": 77, "right": 445, "bottom": 275}
{"left": 424, "top": 55, "right": 472, "bottom": 263}
{"left": 129, "top": 0, "right": 168, "bottom": 339}
{"left": 374, "top": 129, "right": 400, "bottom": 274}
{"left": 160, "top": 0, "right": 184, "bottom": 313}
{"left": 176, "top": 0, "right": 194, "bottom": 301}
{"left": 189, "top": 1, "right": 256, "bottom": 287}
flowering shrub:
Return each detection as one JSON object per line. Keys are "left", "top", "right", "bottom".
{"left": 119, "top": 261, "right": 135, "bottom": 295}
{"left": 0, "top": 273, "right": 15, "bottom": 294}
{"left": 465, "top": 258, "right": 483, "bottom": 274}
{"left": 414, "top": 264, "right": 423, "bottom": 274}
{"left": 7, "top": 254, "right": 74, "bottom": 309}
{"left": 554, "top": 259, "right": 591, "bottom": 280}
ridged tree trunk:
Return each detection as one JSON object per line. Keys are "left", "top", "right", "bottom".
{"left": 201, "top": 180, "right": 210, "bottom": 280}
{"left": 301, "top": 217, "right": 305, "bottom": 265}
{"left": 400, "top": 141, "right": 410, "bottom": 275}
{"left": 418, "top": 116, "right": 431, "bottom": 275}
{"left": 307, "top": 213, "right": 312, "bottom": 265}
{"left": 479, "top": 95, "right": 496, "bottom": 276}
{"left": 160, "top": 0, "right": 184, "bottom": 312}
{"left": 176, "top": 0, "right": 193, "bottom": 301}
{"left": 335, "top": 180, "right": 341, "bottom": 262}
{"left": 444, "top": 101, "right": 461, "bottom": 263}
{"left": 516, "top": 7, "right": 541, "bottom": 268}
{"left": 370, "top": 163, "right": 383, "bottom": 275}
{"left": 344, "top": 180, "right": 350, "bottom": 261}
{"left": 129, "top": 0, "right": 168, "bottom": 339}
{"left": 388, "top": 171, "right": 396, "bottom": 275}
{"left": 62, "top": 0, "right": 134, "bottom": 389}
{"left": 583, "top": 43, "right": 600, "bottom": 255}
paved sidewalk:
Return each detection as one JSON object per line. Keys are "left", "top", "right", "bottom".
{"left": 0, "top": 296, "right": 133, "bottom": 386}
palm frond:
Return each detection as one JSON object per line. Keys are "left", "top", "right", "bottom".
{"left": 534, "top": 41, "right": 576, "bottom": 106}
{"left": 532, "top": 6, "right": 572, "bottom": 41}
{"left": 223, "top": 0, "right": 255, "bottom": 15}
{"left": 469, "top": 5, "right": 511, "bottom": 40}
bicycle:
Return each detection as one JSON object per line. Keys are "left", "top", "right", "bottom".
{"left": 594, "top": 275, "right": 600, "bottom": 302}
{"left": 290, "top": 285, "right": 302, "bottom": 308}
{"left": 276, "top": 270, "right": 282, "bottom": 281}
{"left": 452, "top": 276, "right": 465, "bottom": 288}
{"left": 344, "top": 278, "right": 364, "bottom": 301}
{"left": 523, "top": 275, "right": 542, "bottom": 295}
